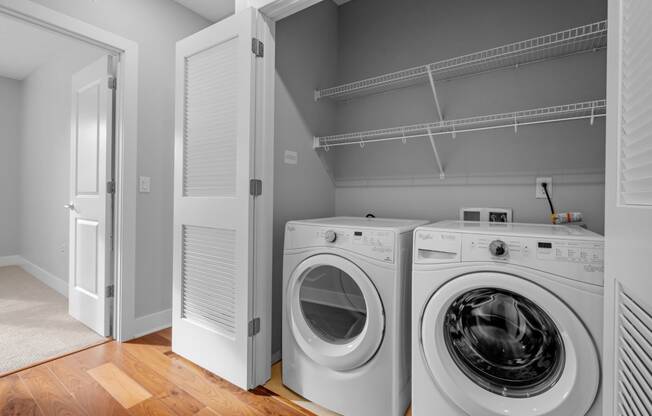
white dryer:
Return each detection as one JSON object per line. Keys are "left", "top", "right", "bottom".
{"left": 412, "top": 221, "right": 604, "bottom": 416}
{"left": 283, "top": 217, "right": 427, "bottom": 416}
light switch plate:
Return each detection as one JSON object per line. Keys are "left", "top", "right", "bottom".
{"left": 284, "top": 150, "right": 298, "bottom": 165}
{"left": 536, "top": 177, "right": 552, "bottom": 199}
{"left": 139, "top": 176, "right": 151, "bottom": 193}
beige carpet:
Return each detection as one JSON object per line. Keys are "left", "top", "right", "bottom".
{"left": 0, "top": 265, "right": 105, "bottom": 374}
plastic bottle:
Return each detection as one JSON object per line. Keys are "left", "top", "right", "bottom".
{"left": 551, "top": 212, "right": 583, "bottom": 224}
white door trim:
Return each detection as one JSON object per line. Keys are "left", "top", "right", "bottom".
{"left": 0, "top": 0, "right": 139, "bottom": 342}
{"left": 237, "top": 0, "right": 323, "bottom": 19}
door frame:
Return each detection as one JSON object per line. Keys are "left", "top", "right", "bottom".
{"left": 0, "top": 0, "right": 139, "bottom": 342}
{"left": 229, "top": 0, "right": 332, "bottom": 386}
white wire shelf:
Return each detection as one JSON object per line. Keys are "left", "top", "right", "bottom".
{"left": 315, "top": 20, "right": 607, "bottom": 101}
{"left": 313, "top": 100, "right": 606, "bottom": 149}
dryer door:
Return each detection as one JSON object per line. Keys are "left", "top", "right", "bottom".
{"left": 420, "top": 272, "right": 599, "bottom": 416}
{"left": 287, "top": 254, "right": 385, "bottom": 371}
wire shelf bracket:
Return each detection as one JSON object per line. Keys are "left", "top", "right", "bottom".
{"left": 313, "top": 99, "right": 606, "bottom": 150}
{"left": 427, "top": 127, "right": 445, "bottom": 179}
{"left": 427, "top": 65, "right": 444, "bottom": 121}
{"left": 314, "top": 20, "right": 608, "bottom": 101}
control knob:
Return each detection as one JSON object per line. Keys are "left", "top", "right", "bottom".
{"left": 324, "top": 230, "right": 337, "bottom": 243}
{"left": 489, "top": 240, "right": 508, "bottom": 257}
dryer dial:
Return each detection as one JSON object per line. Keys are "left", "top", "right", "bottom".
{"left": 324, "top": 230, "right": 337, "bottom": 243}
{"left": 489, "top": 240, "right": 508, "bottom": 257}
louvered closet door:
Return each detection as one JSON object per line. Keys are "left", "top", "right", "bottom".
{"left": 172, "top": 8, "right": 258, "bottom": 390}
{"left": 604, "top": 0, "right": 652, "bottom": 414}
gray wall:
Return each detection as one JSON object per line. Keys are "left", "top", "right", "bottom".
{"left": 30, "top": 0, "right": 211, "bottom": 317}
{"left": 273, "top": 1, "right": 339, "bottom": 356}
{"left": 331, "top": 0, "right": 607, "bottom": 233}
{"left": 18, "top": 49, "right": 106, "bottom": 281}
{"left": 0, "top": 77, "right": 21, "bottom": 257}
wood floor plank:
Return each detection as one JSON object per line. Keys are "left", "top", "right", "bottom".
{"left": 105, "top": 342, "right": 205, "bottom": 416}
{"left": 157, "top": 328, "right": 172, "bottom": 342}
{"left": 19, "top": 366, "right": 88, "bottom": 416}
{"left": 88, "top": 363, "right": 152, "bottom": 409}
{"left": 0, "top": 374, "right": 43, "bottom": 416}
{"left": 127, "top": 398, "right": 176, "bottom": 416}
{"left": 1, "top": 329, "right": 330, "bottom": 416}
{"left": 194, "top": 408, "right": 219, "bottom": 416}
{"left": 121, "top": 334, "right": 263, "bottom": 416}
{"left": 166, "top": 352, "right": 308, "bottom": 416}
{"left": 251, "top": 386, "right": 316, "bottom": 416}
{"left": 47, "top": 347, "right": 130, "bottom": 416}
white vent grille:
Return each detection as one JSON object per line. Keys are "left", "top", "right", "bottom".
{"left": 181, "top": 225, "right": 236, "bottom": 337}
{"left": 616, "top": 290, "right": 652, "bottom": 414}
{"left": 620, "top": 0, "right": 652, "bottom": 206}
{"left": 183, "top": 38, "right": 238, "bottom": 197}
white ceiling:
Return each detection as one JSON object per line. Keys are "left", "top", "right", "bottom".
{"left": 0, "top": 14, "right": 105, "bottom": 80}
{"left": 173, "top": 0, "right": 235, "bottom": 22}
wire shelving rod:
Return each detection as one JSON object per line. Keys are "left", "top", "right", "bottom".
{"left": 314, "top": 20, "right": 608, "bottom": 101}
{"left": 313, "top": 100, "right": 606, "bottom": 150}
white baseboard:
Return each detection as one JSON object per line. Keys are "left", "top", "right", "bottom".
{"left": 132, "top": 308, "right": 172, "bottom": 338}
{"left": 20, "top": 258, "right": 68, "bottom": 298}
{"left": 0, "top": 255, "right": 23, "bottom": 267}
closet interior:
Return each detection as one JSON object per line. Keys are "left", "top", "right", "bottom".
{"left": 272, "top": 0, "right": 607, "bottom": 359}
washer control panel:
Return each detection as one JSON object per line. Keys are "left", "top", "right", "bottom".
{"left": 464, "top": 234, "right": 604, "bottom": 285}
{"left": 413, "top": 229, "right": 604, "bottom": 285}
{"left": 286, "top": 224, "right": 396, "bottom": 263}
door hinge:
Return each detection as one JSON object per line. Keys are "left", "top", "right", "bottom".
{"left": 108, "top": 77, "right": 117, "bottom": 90}
{"left": 106, "top": 285, "right": 115, "bottom": 298}
{"left": 248, "top": 317, "right": 261, "bottom": 337}
{"left": 250, "top": 179, "right": 262, "bottom": 197}
{"left": 107, "top": 180, "right": 116, "bottom": 194}
{"left": 251, "top": 38, "right": 264, "bottom": 58}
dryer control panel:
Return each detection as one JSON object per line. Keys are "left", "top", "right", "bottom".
{"left": 285, "top": 224, "right": 396, "bottom": 263}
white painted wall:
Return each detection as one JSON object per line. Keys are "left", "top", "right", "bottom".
{"left": 331, "top": 0, "right": 607, "bottom": 233}
{"left": 29, "top": 0, "right": 212, "bottom": 317}
{"left": 18, "top": 49, "right": 106, "bottom": 283}
{"left": 273, "top": 0, "right": 338, "bottom": 356}
{"left": 0, "top": 76, "right": 21, "bottom": 257}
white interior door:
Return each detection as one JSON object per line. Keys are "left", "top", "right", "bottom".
{"left": 603, "top": 1, "right": 652, "bottom": 414}
{"left": 172, "top": 8, "right": 263, "bottom": 390}
{"left": 68, "top": 55, "right": 116, "bottom": 337}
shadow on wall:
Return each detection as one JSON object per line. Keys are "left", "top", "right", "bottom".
{"left": 271, "top": 1, "right": 340, "bottom": 357}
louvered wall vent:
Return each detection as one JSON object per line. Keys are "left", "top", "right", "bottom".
{"left": 616, "top": 289, "right": 652, "bottom": 414}
{"left": 620, "top": 0, "right": 652, "bottom": 206}
{"left": 183, "top": 38, "right": 238, "bottom": 197}
{"left": 181, "top": 225, "right": 236, "bottom": 338}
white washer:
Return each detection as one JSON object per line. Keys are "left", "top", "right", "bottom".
{"left": 412, "top": 221, "right": 604, "bottom": 416}
{"left": 283, "top": 217, "right": 428, "bottom": 416}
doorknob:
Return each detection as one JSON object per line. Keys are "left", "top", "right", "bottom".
{"left": 64, "top": 203, "right": 75, "bottom": 210}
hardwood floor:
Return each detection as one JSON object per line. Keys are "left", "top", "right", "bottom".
{"left": 0, "top": 329, "right": 312, "bottom": 416}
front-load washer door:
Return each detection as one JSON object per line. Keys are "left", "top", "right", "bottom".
{"left": 287, "top": 254, "right": 385, "bottom": 371}
{"left": 420, "top": 272, "right": 599, "bottom": 416}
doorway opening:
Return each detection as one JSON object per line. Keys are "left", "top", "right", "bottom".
{"left": 0, "top": 8, "right": 132, "bottom": 375}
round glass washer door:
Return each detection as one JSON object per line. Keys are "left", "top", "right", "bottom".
{"left": 287, "top": 254, "right": 385, "bottom": 371}
{"left": 420, "top": 272, "right": 599, "bottom": 416}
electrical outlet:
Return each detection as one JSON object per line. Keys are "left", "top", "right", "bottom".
{"left": 536, "top": 177, "right": 552, "bottom": 199}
